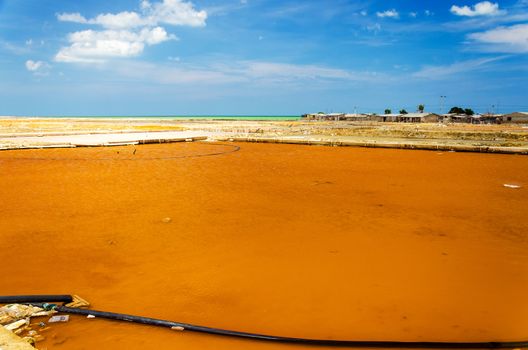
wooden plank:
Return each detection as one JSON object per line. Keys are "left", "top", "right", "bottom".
{"left": 0, "top": 327, "right": 35, "bottom": 350}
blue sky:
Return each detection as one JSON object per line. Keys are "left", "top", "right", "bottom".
{"left": 0, "top": 0, "right": 527, "bottom": 116}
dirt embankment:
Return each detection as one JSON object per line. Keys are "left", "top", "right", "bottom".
{"left": 1, "top": 118, "right": 528, "bottom": 151}
{"left": 0, "top": 118, "right": 185, "bottom": 136}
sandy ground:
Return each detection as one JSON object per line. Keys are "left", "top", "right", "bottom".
{"left": 0, "top": 131, "right": 209, "bottom": 148}
{"left": 1, "top": 142, "right": 527, "bottom": 349}
{"left": 1, "top": 118, "right": 528, "bottom": 153}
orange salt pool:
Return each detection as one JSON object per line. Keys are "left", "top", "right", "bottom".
{"left": 0, "top": 142, "right": 527, "bottom": 349}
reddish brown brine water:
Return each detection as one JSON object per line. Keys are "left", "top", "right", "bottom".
{"left": 0, "top": 142, "right": 527, "bottom": 350}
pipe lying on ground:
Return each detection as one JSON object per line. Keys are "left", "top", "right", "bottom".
{"left": 0, "top": 295, "right": 73, "bottom": 304}
{"left": 13, "top": 301, "right": 525, "bottom": 349}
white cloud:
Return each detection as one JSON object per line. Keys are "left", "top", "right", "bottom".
{"left": 443, "top": 11, "right": 528, "bottom": 32}
{"left": 468, "top": 23, "right": 528, "bottom": 52}
{"left": 91, "top": 11, "right": 146, "bottom": 29}
{"left": 25, "top": 60, "right": 51, "bottom": 75}
{"left": 412, "top": 56, "right": 507, "bottom": 79}
{"left": 142, "top": 0, "right": 207, "bottom": 27}
{"left": 360, "top": 10, "right": 368, "bottom": 16}
{"left": 450, "top": 1, "right": 503, "bottom": 17}
{"left": 57, "top": 1, "right": 206, "bottom": 28}
{"left": 376, "top": 9, "right": 399, "bottom": 19}
{"left": 56, "top": 1, "right": 206, "bottom": 31}
{"left": 57, "top": 12, "right": 88, "bottom": 23}
{"left": 56, "top": 0, "right": 204, "bottom": 63}
{"left": 424, "top": 10, "right": 433, "bottom": 16}
{"left": 55, "top": 27, "right": 175, "bottom": 63}
{"left": 25, "top": 60, "right": 43, "bottom": 71}
{"left": 409, "top": 12, "right": 418, "bottom": 18}
{"left": 141, "top": 0, "right": 152, "bottom": 10}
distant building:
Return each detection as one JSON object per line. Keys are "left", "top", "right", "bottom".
{"left": 343, "top": 113, "right": 372, "bottom": 121}
{"left": 378, "top": 114, "right": 402, "bottom": 122}
{"left": 446, "top": 114, "right": 470, "bottom": 123}
{"left": 395, "top": 113, "right": 439, "bottom": 123}
{"left": 501, "top": 112, "right": 528, "bottom": 124}
{"left": 301, "top": 113, "right": 345, "bottom": 121}
{"left": 439, "top": 113, "right": 456, "bottom": 123}
{"left": 470, "top": 114, "right": 502, "bottom": 124}
{"left": 469, "top": 114, "right": 484, "bottom": 124}
{"left": 301, "top": 111, "right": 527, "bottom": 124}
{"left": 301, "top": 113, "right": 322, "bottom": 120}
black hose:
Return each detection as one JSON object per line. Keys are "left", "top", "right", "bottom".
{"left": 29, "top": 303, "right": 528, "bottom": 349}
{"left": 0, "top": 295, "right": 73, "bottom": 304}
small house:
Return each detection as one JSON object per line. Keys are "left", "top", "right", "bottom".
{"left": 471, "top": 114, "right": 501, "bottom": 124}
{"left": 343, "top": 114, "right": 371, "bottom": 121}
{"left": 378, "top": 114, "right": 402, "bottom": 122}
{"left": 449, "top": 114, "right": 470, "bottom": 123}
{"left": 396, "top": 113, "right": 439, "bottom": 123}
{"left": 501, "top": 112, "right": 528, "bottom": 124}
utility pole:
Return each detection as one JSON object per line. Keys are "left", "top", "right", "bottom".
{"left": 440, "top": 95, "right": 446, "bottom": 114}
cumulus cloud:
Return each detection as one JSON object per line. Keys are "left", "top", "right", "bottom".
{"left": 57, "top": 0, "right": 207, "bottom": 29}
{"left": 450, "top": 1, "right": 503, "bottom": 17}
{"left": 25, "top": 60, "right": 51, "bottom": 75}
{"left": 90, "top": 11, "right": 146, "bottom": 29}
{"left": 56, "top": 27, "right": 175, "bottom": 63}
{"left": 144, "top": 0, "right": 207, "bottom": 26}
{"left": 57, "top": 11, "right": 146, "bottom": 29}
{"left": 55, "top": 0, "right": 205, "bottom": 63}
{"left": 468, "top": 23, "right": 528, "bottom": 52}
{"left": 376, "top": 9, "right": 399, "bottom": 18}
